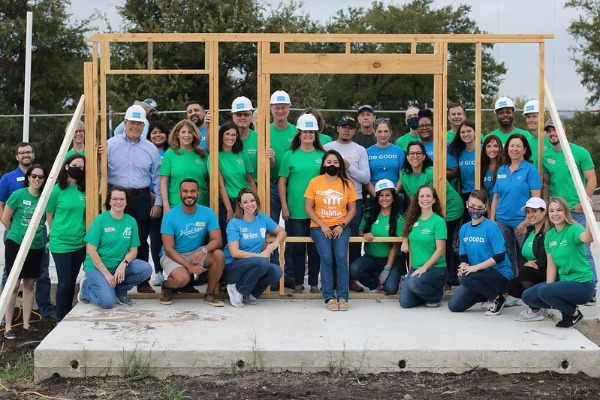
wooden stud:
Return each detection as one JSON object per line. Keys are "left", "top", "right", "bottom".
{"left": 474, "top": 42, "right": 482, "bottom": 189}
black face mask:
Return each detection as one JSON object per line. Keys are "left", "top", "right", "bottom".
{"left": 67, "top": 167, "right": 84, "bottom": 180}
{"left": 407, "top": 116, "right": 419, "bottom": 130}
{"left": 324, "top": 165, "right": 340, "bottom": 176}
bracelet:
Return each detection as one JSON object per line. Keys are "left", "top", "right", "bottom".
{"left": 122, "top": 259, "right": 129, "bottom": 266}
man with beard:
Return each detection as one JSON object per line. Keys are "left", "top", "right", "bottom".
{"left": 542, "top": 119, "right": 597, "bottom": 303}
{"left": 159, "top": 179, "right": 225, "bottom": 306}
{"left": 0, "top": 142, "right": 55, "bottom": 319}
{"left": 186, "top": 100, "right": 211, "bottom": 152}
{"left": 485, "top": 97, "right": 532, "bottom": 145}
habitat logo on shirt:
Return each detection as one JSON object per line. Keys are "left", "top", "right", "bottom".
{"left": 123, "top": 226, "right": 132, "bottom": 238}
{"left": 317, "top": 189, "right": 343, "bottom": 206}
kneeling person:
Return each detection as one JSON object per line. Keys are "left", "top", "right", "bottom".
{"left": 160, "top": 179, "right": 225, "bottom": 306}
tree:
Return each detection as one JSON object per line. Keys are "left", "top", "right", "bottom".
{"left": 564, "top": 111, "right": 600, "bottom": 185}
{"left": 566, "top": 0, "right": 600, "bottom": 107}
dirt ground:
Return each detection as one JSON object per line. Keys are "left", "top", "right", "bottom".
{"left": 1, "top": 313, "right": 600, "bottom": 400}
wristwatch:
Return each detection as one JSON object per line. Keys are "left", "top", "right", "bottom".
{"left": 340, "top": 222, "right": 347, "bottom": 229}
{"left": 200, "top": 246, "right": 208, "bottom": 255}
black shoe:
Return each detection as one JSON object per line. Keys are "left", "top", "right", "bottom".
{"left": 175, "top": 281, "right": 200, "bottom": 294}
{"left": 556, "top": 311, "right": 584, "bottom": 328}
{"left": 484, "top": 295, "right": 506, "bottom": 316}
{"left": 284, "top": 280, "right": 296, "bottom": 290}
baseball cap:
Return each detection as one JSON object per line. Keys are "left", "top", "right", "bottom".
{"left": 337, "top": 116, "right": 356, "bottom": 127}
{"left": 544, "top": 119, "right": 555, "bottom": 130}
{"left": 124, "top": 105, "right": 147, "bottom": 122}
{"left": 522, "top": 100, "right": 539, "bottom": 116}
{"left": 494, "top": 96, "right": 515, "bottom": 111}
{"left": 296, "top": 114, "right": 319, "bottom": 131}
{"left": 231, "top": 96, "right": 253, "bottom": 113}
{"left": 521, "top": 197, "right": 547, "bottom": 211}
{"left": 374, "top": 179, "right": 395, "bottom": 195}
{"left": 270, "top": 90, "right": 291, "bottom": 105}
{"left": 357, "top": 104, "right": 375, "bottom": 114}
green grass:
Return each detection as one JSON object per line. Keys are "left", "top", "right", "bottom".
{"left": 0, "top": 351, "right": 35, "bottom": 383}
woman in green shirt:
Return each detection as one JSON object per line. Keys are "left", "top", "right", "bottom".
{"left": 46, "top": 155, "right": 86, "bottom": 323}
{"left": 2, "top": 165, "right": 48, "bottom": 339}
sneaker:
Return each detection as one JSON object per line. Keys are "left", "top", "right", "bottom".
{"left": 426, "top": 301, "right": 441, "bottom": 308}
{"left": 227, "top": 284, "right": 244, "bottom": 308}
{"left": 77, "top": 278, "right": 89, "bottom": 304}
{"left": 116, "top": 292, "right": 133, "bottom": 307}
{"left": 243, "top": 295, "right": 258, "bottom": 305}
{"left": 338, "top": 299, "right": 349, "bottom": 311}
{"left": 326, "top": 299, "right": 338, "bottom": 311}
{"left": 480, "top": 301, "right": 490, "bottom": 310}
{"left": 136, "top": 281, "right": 155, "bottom": 294}
{"left": 585, "top": 296, "right": 596, "bottom": 306}
{"left": 150, "top": 272, "right": 164, "bottom": 286}
{"left": 515, "top": 308, "right": 545, "bottom": 322}
{"left": 159, "top": 284, "right": 173, "bottom": 305}
{"left": 204, "top": 294, "right": 224, "bottom": 307}
{"left": 4, "top": 330, "right": 16, "bottom": 340}
{"left": 504, "top": 295, "right": 523, "bottom": 308}
{"left": 484, "top": 295, "right": 506, "bottom": 316}
{"left": 23, "top": 325, "right": 39, "bottom": 333}
{"left": 556, "top": 311, "right": 584, "bottom": 328}
{"left": 293, "top": 284, "right": 304, "bottom": 294}
{"left": 310, "top": 285, "right": 321, "bottom": 294}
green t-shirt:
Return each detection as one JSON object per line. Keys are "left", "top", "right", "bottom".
{"left": 528, "top": 136, "right": 551, "bottom": 166}
{"left": 542, "top": 143, "right": 595, "bottom": 208}
{"left": 65, "top": 149, "right": 85, "bottom": 160}
{"left": 319, "top": 133, "right": 332, "bottom": 145}
{"left": 159, "top": 148, "right": 209, "bottom": 207}
{"left": 485, "top": 127, "right": 532, "bottom": 145}
{"left": 278, "top": 148, "right": 324, "bottom": 219}
{"left": 6, "top": 188, "right": 46, "bottom": 249}
{"left": 521, "top": 229, "right": 536, "bottom": 262}
{"left": 241, "top": 129, "right": 258, "bottom": 182}
{"left": 446, "top": 130, "right": 456, "bottom": 144}
{"left": 396, "top": 132, "right": 420, "bottom": 152}
{"left": 218, "top": 150, "right": 254, "bottom": 198}
{"left": 407, "top": 213, "right": 447, "bottom": 269}
{"left": 270, "top": 123, "right": 297, "bottom": 181}
{"left": 359, "top": 212, "right": 405, "bottom": 258}
{"left": 83, "top": 212, "right": 140, "bottom": 273}
{"left": 46, "top": 184, "right": 86, "bottom": 253}
{"left": 545, "top": 223, "right": 594, "bottom": 283}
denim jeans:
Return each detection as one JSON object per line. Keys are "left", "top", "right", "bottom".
{"left": 149, "top": 214, "right": 163, "bottom": 274}
{"left": 399, "top": 267, "right": 448, "bottom": 308}
{"left": 219, "top": 196, "right": 236, "bottom": 249}
{"left": 222, "top": 257, "right": 282, "bottom": 298}
{"left": 571, "top": 211, "right": 597, "bottom": 291}
{"left": 81, "top": 259, "right": 152, "bottom": 309}
{"left": 523, "top": 280, "right": 595, "bottom": 316}
{"left": 311, "top": 226, "right": 350, "bottom": 303}
{"left": 349, "top": 253, "right": 406, "bottom": 294}
{"left": 448, "top": 269, "right": 508, "bottom": 312}
{"left": 52, "top": 248, "right": 86, "bottom": 322}
{"left": 285, "top": 218, "right": 320, "bottom": 286}
{"left": 36, "top": 228, "right": 55, "bottom": 317}
{"left": 348, "top": 198, "right": 363, "bottom": 266}
{"left": 497, "top": 223, "right": 526, "bottom": 275}
{"left": 270, "top": 182, "right": 282, "bottom": 268}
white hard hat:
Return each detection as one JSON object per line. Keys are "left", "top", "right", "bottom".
{"left": 270, "top": 90, "right": 291, "bottom": 105}
{"left": 231, "top": 96, "right": 254, "bottom": 113}
{"left": 296, "top": 114, "right": 319, "bottom": 131}
{"left": 522, "top": 100, "right": 539, "bottom": 115}
{"left": 124, "top": 105, "right": 147, "bottom": 122}
{"left": 494, "top": 96, "right": 515, "bottom": 111}
{"left": 374, "top": 179, "right": 395, "bottom": 195}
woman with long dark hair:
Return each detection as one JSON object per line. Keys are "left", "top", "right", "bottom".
{"left": 480, "top": 134, "right": 504, "bottom": 205}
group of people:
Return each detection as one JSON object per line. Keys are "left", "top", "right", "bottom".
{"left": 1, "top": 93, "right": 596, "bottom": 338}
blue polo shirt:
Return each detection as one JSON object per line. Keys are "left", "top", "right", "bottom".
{"left": 458, "top": 149, "right": 476, "bottom": 193}
{"left": 423, "top": 141, "right": 459, "bottom": 169}
{"left": 366, "top": 144, "right": 405, "bottom": 186}
{"left": 494, "top": 161, "right": 541, "bottom": 227}
{"left": 0, "top": 167, "right": 26, "bottom": 203}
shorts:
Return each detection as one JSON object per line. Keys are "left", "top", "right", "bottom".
{"left": 4, "top": 238, "right": 43, "bottom": 279}
{"left": 160, "top": 249, "right": 203, "bottom": 278}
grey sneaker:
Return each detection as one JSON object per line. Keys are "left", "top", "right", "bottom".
{"left": 243, "top": 294, "right": 259, "bottom": 305}
{"left": 484, "top": 295, "right": 506, "bottom": 316}
{"left": 426, "top": 301, "right": 441, "bottom": 308}
{"left": 150, "top": 271, "right": 164, "bottom": 286}
{"left": 504, "top": 295, "right": 523, "bottom": 308}
{"left": 515, "top": 308, "right": 545, "bottom": 322}
{"left": 227, "top": 284, "right": 244, "bottom": 308}
{"left": 77, "top": 278, "right": 90, "bottom": 304}
{"left": 116, "top": 292, "right": 133, "bottom": 307}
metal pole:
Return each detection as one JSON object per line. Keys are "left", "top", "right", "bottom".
{"left": 23, "top": 11, "right": 33, "bottom": 142}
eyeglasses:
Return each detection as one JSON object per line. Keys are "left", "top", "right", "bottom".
{"left": 30, "top": 174, "right": 45, "bottom": 179}
{"left": 407, "top": 151, "right": 424, "bottom": 157}
{"left": 233, "top": 112, "right": 252, "bottom": 118}
{"left": 417, "top": 124, "right": 433, "bottom": 129}
{"left": 467, "top": 205, "right": 486, "bottom": 212}
{"left": 375, "top": 118, "right": 390, "bottom": 124}
{"left": 18, "top": 151, "right": 33, "bottom": 155}
{"left": 111, "top": 198, "right": 126, "bottom": 202}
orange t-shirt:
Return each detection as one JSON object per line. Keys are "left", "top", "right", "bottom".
{"left": 304, "top": 174, "right": 358, "bottom": 228}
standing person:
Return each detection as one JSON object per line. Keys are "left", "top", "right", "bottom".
{"left": 480, "top": 135, "right": 504, "bottom": 203}
{"left": 77, "top": 187, "right": 152, "bottom": 308}
{"left": 107, "top": 104, "right": 162, "bottom": 294}
{"left": 278, "top": 114, "right": 325, "bottom": 293}
{"left": 185, "top": 99, "right": 210, "bottom": 152}
{"left": 490, "top": 134, "right": 542, "bottom": 275}
{"left": 113, "top": 98, "right": 158, "bottom": 138}
{"left": 46, "top": 155, "right": 86, "bottom": 323}
{"left": 232, "top": 96, "right": 258, "bottom": 183}
{"left": 0, "top": 142, "right": 54, "bottom": 319}
{"left": 449, "top": 120, "right": 477, "bottom": 212}
{"left": 542, "top": 119, "right": 597, "bottom": 302}
{"left": 399, "top": 185, "right": 447, "bottom": 308}
{"left": 147, "top": 120, "right": 170, "bottom": 286}
{"left": 522, "top": 99, "right": 549, "bottom": 164}
{"left": 222, "top": 188, "right": 285, "bottom": 307}
{"left": 413, "top": 109, "right": 459, "bottom": 180}
{"left": 522, "top": 197, "right": 595, "bottom": 328}
{"left": 447, "top": 190, "right": 514, "bottom": 315}
{"left": 324, "top": 116, "right": 370, "bottom": 287}
{"left": 158, "top": 179, "right": 225, "bottom": 307}
{"left": 305, "top": 150, "right": 357, "bottom": 311}
{"left": 446, "top": 102, "right": 467, "bottom": 142}
{"left": 2, "top": 165, "right": 48, "bottom": 339}
{"left": 365, "top": 118, "right": 405, "bottom": 200}
{"left": 350, "top": 179, "right": 406, "bottom": 294}
{"left": 353, "top": 104, "right": 376, "bottom": 148}
{"left": 485, "top": 96, "right": 533, "bottom": 146}
{"left": 395, "top": 106, "right": 420, "bottom": 152}
{"left": 302, "top": 108, "right": 333, "bottom": 145}
{"left": 65, "top": 120, "right": 86, "bottom": 158}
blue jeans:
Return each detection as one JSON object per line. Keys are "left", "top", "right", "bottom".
{"left": 285, "top": 218, "right": 320, "bottom": 286}
{"left": 448, "top": 269, "right": 509, "bottom": 312}
{"left": 348, "top": 198, "right": 363, "bottom": 266}
{"left": 350, "top": 253, "right": 406, "bottom": 294}
{"left": 270, "top": 182, "right": 282, "bottom": 268}
{"left": 36, "top": 228, "right": 55, "bottom": 317}
{"left": 219, "top": 197, "right": 236, "bottom": 249}
{"left": 311, "top": 226, "right": 350, "bottom": 303}
{"left": 571, "top": 211, "right": 597, "bottom": 291}
{"left": 52, "top": 248, "right": 86, "bottom": 322}
{"left": 81, "top": 259, "right": 152, "bottom": 309}
{"left": 400, "top": 267, "right": 448, "bottom": 308}
{"left": 523, "top": 281, "right": 594, "bottom": 316}
{"left": 149, "top": 214, "right": 163, "bottom": 274}
{"left": 497, "top": 223, "right": 526, "bottom": 275}
{"left": 221, "top": 257, "right": 282, "bottom": 298}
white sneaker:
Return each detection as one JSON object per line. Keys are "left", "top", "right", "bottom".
{"left": 150, "top": 272, "right": 164, "bottom": 286}
{"left": 77, "top": 278, "right": 89, "bottom": 304}
{"left": 515, "top": 307, "right": 545, "bottom": 322}
{"left": 227, "top": 284, "right": 244, "bottom": 308}
{"left": 503, "top": 295, "right": 523, "bottom": 308}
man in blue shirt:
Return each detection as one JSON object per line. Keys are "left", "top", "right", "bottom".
{"left": 0, "top": 142, "right": 55, "bottom": 319}
{"left": 159, "top": 179, "right": 225, "bottom": 306}
{"left": 107, "top": 104, "right": 162, "bottom": 293}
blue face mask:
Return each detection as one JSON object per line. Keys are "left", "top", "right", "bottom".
{"left": 407, "top": 116, "right": 419, "bottom": 130}
{"left": 468, "top": 208, "right": 485, "bottom": 220}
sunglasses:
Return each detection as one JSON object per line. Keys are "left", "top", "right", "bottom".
{"left": 30, "top": 173, "right": 45, "bottom": 180}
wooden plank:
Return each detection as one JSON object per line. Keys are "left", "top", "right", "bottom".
{"left": 104, "top": 69, "right": 209, "bottom": 75}
{"left": 537, "top": 42, "right": 546, "bottom": 173}
{"left": 208, "top": 40, "right": 219, "bottom": 212}
{"left": 99, "top": 42, "right": 109, "bottom": 214}
{"left": 432, "top": 43, "right": 447, "bottom": 212}
{"left": 256, "top": 42, "right": 268, "bottom": 207}
{"left": 474, "top": 42, "right": 482, "bottom": 189}
{"left": 84, "top": 63, "right": 97, "bottom": 230}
